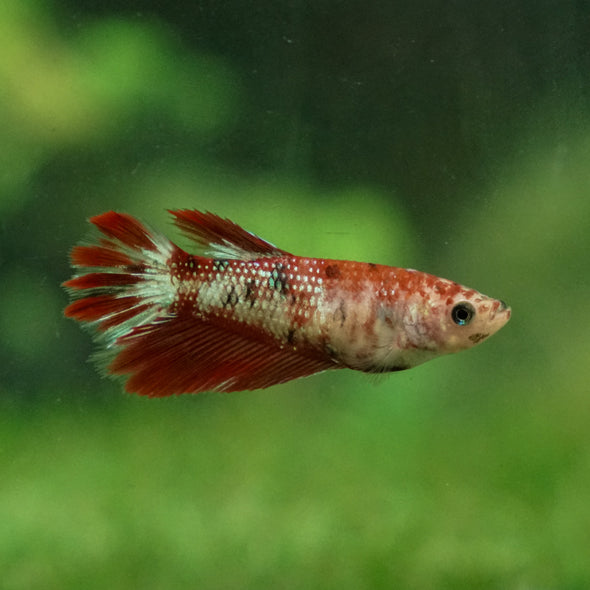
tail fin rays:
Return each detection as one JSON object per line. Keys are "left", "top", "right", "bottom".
{"left": 64, "top": 212, "right": 177, "bottom": 350}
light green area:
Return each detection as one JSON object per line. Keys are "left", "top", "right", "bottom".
{"left": 2, "top": 367, "right": 589, "bottom": 590}
{"left": 1, "top": 1, "right": 589, "bottom": 589}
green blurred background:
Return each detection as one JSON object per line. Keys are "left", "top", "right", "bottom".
{"left": 1, "top": 1, "right": 589, "bottom": 588}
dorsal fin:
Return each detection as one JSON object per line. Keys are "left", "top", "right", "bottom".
{"left": 169, "top": 209, "right": 290, "bottom": 260}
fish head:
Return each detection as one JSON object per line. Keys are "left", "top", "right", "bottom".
{"left": 363, "top": 274, "right": 511, "bottom": 372}
{"left": 422, "top": 280, "right": 512, "bottom": 356}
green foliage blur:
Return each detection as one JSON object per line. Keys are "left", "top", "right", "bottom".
{"left": 1, "top": 1, "right": 589, "bottom": 588}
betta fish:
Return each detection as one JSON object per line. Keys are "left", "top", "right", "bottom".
{"left": 63, "top": 210, "right": 511, "bottom": 396}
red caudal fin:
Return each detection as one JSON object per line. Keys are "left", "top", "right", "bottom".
{"left": 64, "top": 211, "right": 179, "bottom": 352}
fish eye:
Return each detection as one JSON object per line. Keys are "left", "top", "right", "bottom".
{"left": 451, "top": 302, "right": 475, "bottom": 326}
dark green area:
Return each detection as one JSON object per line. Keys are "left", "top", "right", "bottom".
{"left": 1, "top": 1, "right": 589, "bottom": 588}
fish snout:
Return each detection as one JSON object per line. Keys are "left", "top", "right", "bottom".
{"left": 488, "top": 298, "right": 511, "bottom": 321}
{"left": 494, "top": 299, "right": 511, "bottom": 321}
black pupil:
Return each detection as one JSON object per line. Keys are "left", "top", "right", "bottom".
{"left": 452, "top": 302, "right": 474, "bottom": 325}
{"left": 456, "top": 308, "right": 469, "bottom": 321}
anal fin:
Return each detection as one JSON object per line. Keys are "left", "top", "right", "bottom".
{"left": 109, "top": 314, "right": 336, "bottom": 396}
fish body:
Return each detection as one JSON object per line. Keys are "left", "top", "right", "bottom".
{"left": 64, "top": 210, "right": 511, "bottom": 396}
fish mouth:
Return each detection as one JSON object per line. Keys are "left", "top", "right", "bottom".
{"left": 496, "top": 299, "right": 511, "bottom": 321}
{"left": 500, "top": 300, "right": 511, "bottom": 319}
{"left": 490, "top": 299, "right": 511, "bottom": 322}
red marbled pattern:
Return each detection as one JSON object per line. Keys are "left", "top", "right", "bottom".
{"left": 64, "top": 210, "right": 511, "bottom": 396}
